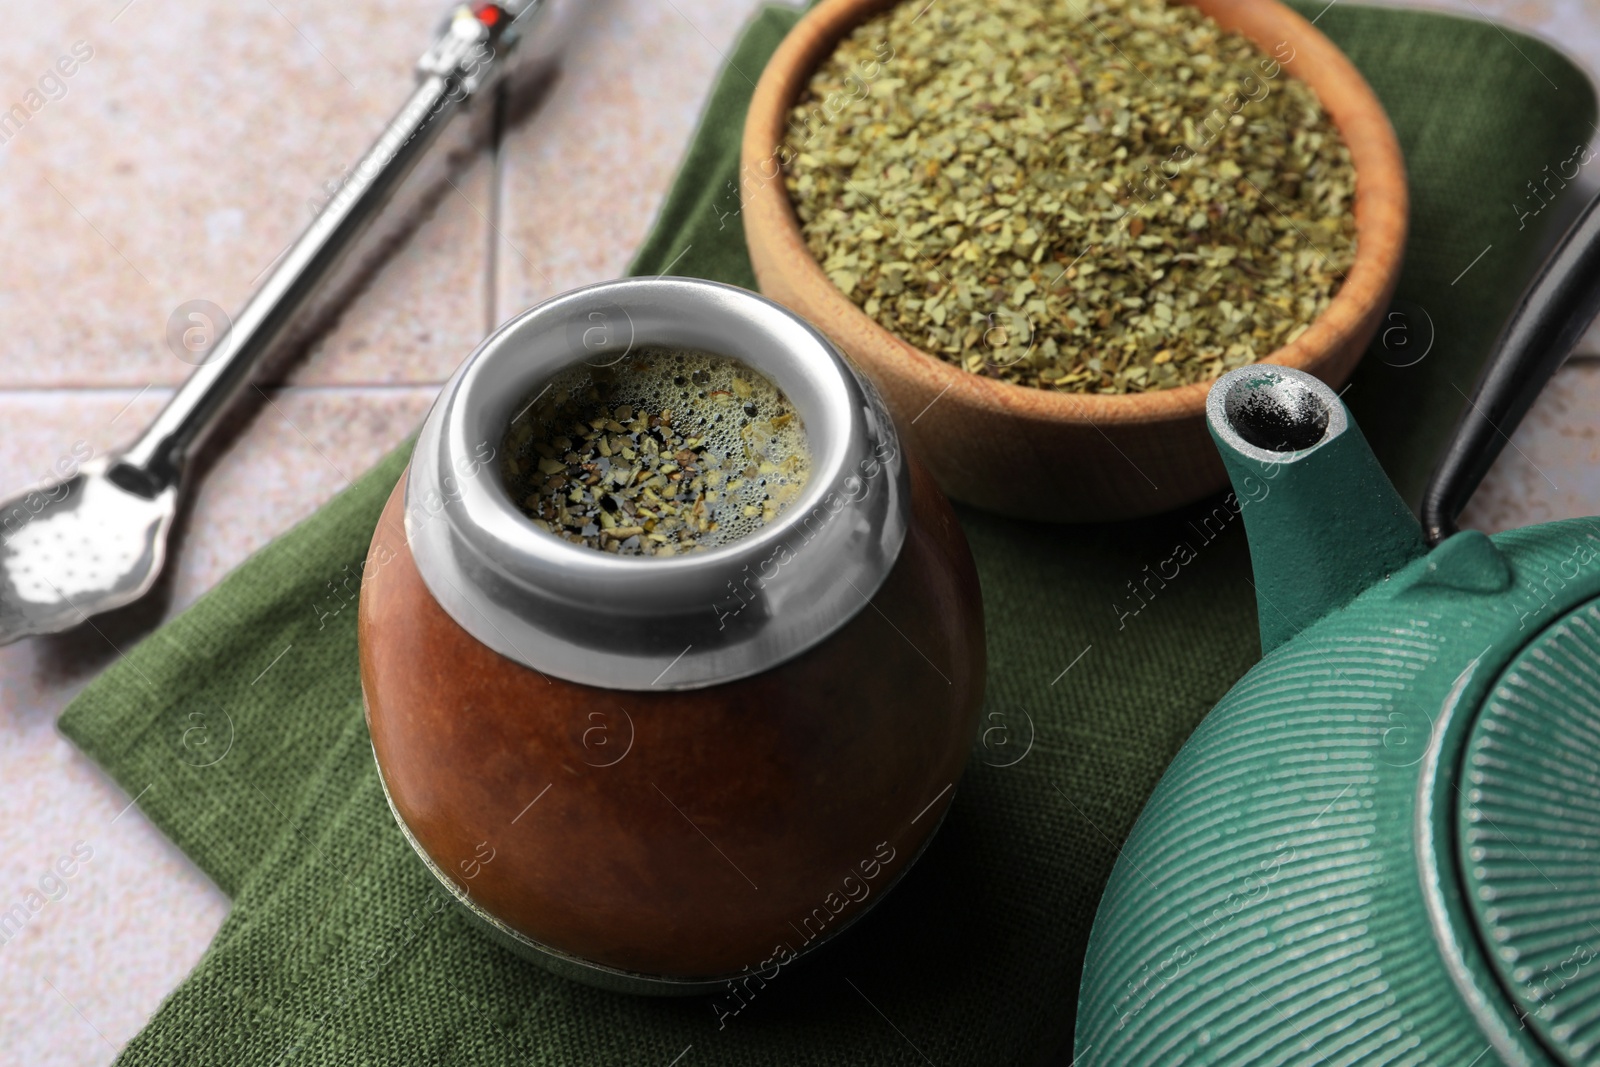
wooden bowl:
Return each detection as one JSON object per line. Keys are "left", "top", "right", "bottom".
{"left": 741, "top": 0, "right": 1408, "bottom": 522}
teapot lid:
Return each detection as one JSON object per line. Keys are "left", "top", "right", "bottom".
{"left": 1458, "top": 594, "right": 1600, "bottom": 1062}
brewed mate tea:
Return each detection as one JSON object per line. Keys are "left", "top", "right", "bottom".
{"left": 501, "top": 348, "right": 811, "bottom": 556}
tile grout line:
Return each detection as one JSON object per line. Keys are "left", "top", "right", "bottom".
{"left": 0, "top": 383, "right": 452, "bottom": 398}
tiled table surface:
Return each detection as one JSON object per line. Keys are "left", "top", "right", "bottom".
{"left": 1, "top": 1, "right": 1597, "bottom": 1062}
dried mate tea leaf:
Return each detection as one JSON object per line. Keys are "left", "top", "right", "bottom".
{"left": 783, "top": 0, "right": 1358, "bottom": 394}
{"left": 500, "top": 349, "right": 811, "bottom": 556}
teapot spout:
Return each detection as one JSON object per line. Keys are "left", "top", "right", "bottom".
{"left": 1207, "top": 366, "right": 1427, "bottom": 655}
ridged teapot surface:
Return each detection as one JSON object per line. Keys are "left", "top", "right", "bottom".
{"left": 1078, "top": 185, "right": 1600, "bottom": 1065}
{"left": 1081, "top": 367, "right": 1600, "bottom": 1065}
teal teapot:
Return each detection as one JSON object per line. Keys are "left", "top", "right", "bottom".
{"left": 1077, "top": 188, "right": 1600, "bottom": 1065}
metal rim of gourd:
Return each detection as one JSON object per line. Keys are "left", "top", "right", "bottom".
{"left": 403, "top": 276, "right": 911, "bottom": 691}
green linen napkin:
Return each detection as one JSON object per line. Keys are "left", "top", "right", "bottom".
{"left": 61, "top": 5, "right": 1596, "bottom": 1064}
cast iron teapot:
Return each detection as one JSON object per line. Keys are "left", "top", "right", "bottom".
{"left": 1077, "top": 186, "right": 1600, "bottom": 1065}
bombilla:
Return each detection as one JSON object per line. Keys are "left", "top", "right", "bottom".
{"left": 0, "top": 2, "right": 549, "bottom": 646}
{"left": 117, "top": 1, "right": 547, "bottom": 490}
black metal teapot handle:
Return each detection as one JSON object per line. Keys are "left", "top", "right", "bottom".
{"left": 1421, "top": 185, "right": 1600, "bottom": 545}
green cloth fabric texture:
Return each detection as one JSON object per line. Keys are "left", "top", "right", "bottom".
{"left": 60, "top": 5, "right": 1596, "bottom": 1064}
